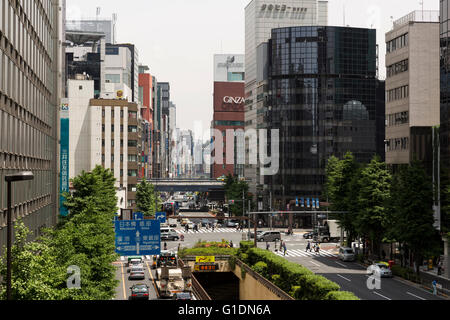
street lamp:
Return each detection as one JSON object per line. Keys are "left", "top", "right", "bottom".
{"left": 4, "top": 171, "right": 34, "bottom": 300}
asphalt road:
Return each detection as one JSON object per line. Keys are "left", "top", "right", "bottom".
{"left": 114, "top": 212, "right": 446, "bottom": 301}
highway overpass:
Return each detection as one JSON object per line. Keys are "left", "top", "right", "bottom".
{"left": 141, "top": 179, "right": 225, "bottom": 193}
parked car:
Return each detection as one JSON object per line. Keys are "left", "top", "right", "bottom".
{"left": 226, "top": 220, "right": 240, "bottom": 228}
{"left": 129, "top": 284, "right": 150, "bottom": 300}
{"left": 129, "top": 267, "right": 146, "bottom": 280}
{"left": 249, "top": 230, "right": 263, "bottom": 239}
{"left": 257, "top": 231, "right": 281, "bottom": 242}
{"left": 338, "top": 247, "right": 356, "bottom": 262}
{"left": 367, "top": 263, "right": 393, "bottom": 278}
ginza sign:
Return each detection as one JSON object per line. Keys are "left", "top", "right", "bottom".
{"left": 261, "top": 4, "right": 308, "bottom": 12}
{"left": 223, "top": 96, "right": 245, "bottom": 104}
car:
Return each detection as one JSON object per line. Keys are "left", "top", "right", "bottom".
{"left": 161, "top": 229, "right": 180, "bottom": 241}
{"left": 129, "top": 284, "right": 150, "bottom": 300}
{"left": 201, "top": 219, "right": 212, "bottom": 227}
{"left": 367, "top": 263, "right": 393, "bottom": 278}
{"left": 249, "top": 230, "right": 263, "bottom": 239}
{"left": 152, "top": 251, "right": 178, "bottom": 269}
{"left": 338, "top": 247, "right": 356, "bottom": 262}
{"left": 257, "top": 231, "right": 281, "bottom": 242}
{"left": 303, "top": 231, "right": 316, "bottom": 239}
{"left": 127, "top": 260, "right": 144, "bottom": 273}
{"left": 172, "top": 292, "right": 192, "bottom": 300}
{"left": 226, "top": 220, "right": 239, "bottom": 228}
{"left": 129, "top": 267, "right": 146, "bottom": 280}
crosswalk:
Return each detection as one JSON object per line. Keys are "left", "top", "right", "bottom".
{"left": 176, "top": 228, "right": 244, "bottom": 234}
{"left": 273, "top": 249, "right": 338, "bottom": 259}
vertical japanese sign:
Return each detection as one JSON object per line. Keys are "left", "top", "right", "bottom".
{"left": 60, "top": 101, "right": 70, "bottom": 216}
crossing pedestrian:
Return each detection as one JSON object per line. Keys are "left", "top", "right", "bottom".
{"left": 266, "top": 242, "right": 270, "bottom": 251}
{"left": 316, "top": 242, "right": 321, "bottom": 256}
{"left": 283, "top": 241, "right": 287, "bottom": 256}
{"left": 306, "top": 241, "right": 311, "bottom": 252}
{"left": 164, "top": 242, "right": 167, "bottom": 251}
{"left": 230, "top": 240, "right": 234, "bottom": 248}
{"left": 432, "top": 280, "right": 438, "bottom": 295}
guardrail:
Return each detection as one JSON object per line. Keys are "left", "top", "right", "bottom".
{"left": 235, "top": 259, "right": 295, "bottom": 301}
{"left": 178, "top": 258, "right": 212, "bottom": 301}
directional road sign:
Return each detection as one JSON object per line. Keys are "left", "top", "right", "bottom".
{"left": 115, "top": 220, "right": 161, "bottom": 256}
{"left": 133, "top": 212, "right": 144, "bottom": 220}
{"left": 155, "top": 212, "right": 166, "bottom": 224}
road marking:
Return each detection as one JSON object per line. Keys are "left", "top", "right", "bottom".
{"left": 146, "top": 260, "right": 160, "bottom": 299}
{"left": 335, "top": 261, "right": 348, "bottom": 268}
{"left": 337, "top": 274, "right": 352, "bottom": 282}
{"left": 406, "top": 291, "right": 426, "bottom": 300}
{"left": 309, "top": 261, "right": 321, "bottom": 267}
{"left": 121, "top": 263, "right": 127, "bottom": 300}
{"left": 373, "top": 291, "right": 391, "bottom": 300}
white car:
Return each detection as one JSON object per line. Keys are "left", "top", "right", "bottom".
{"left": 367, "top": 263, "right": 393, "bottom": 278}
{"left": 338, "top": 247, "right": 356, "bottom": 262}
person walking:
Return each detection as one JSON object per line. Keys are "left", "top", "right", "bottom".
{"left": 306, "top": 241, "right": 311, "bottom": 253}
{"left": 266, "top": 242, "right": 270, "bottom": 251}
{"left": 164, "top": 242, "right": 168, "bottom": 251}
{"left": 316, "top": 242, "right": 321, "bottom": 256}
{"left": 230, "top": 240, "right": 234, "bottom": 248}
{"left": 432, "top": 280, "right": 438, "bottom": 295}
{"left": 438, "top": 260, "right": 443, "bottom": 276}
{"left": 283, "top": 241, "right": 287, "bottom": 256}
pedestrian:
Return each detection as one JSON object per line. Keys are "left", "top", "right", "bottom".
{"left": 306, "top": 241, "right": 311, "bottom": 252}
{"left": 432, "top": 280, "right": 438, "bottom": 296}
{"left": 177, "top": 243, "right": 181, "bottom": 252}
{"left": 283, "top": 241, "right": 287, "bottom": 256}
{"left": 230, "top": 240, "right": 234, "bottom": 248}
{"left": 438, "top": 260, "right": 443, "bottom": 276}
{"left": 266, "top": 242, "right": 270, "bottom": 251}
{"left": 279, "top": 239, "right": 283, "bottom": 252}
{"left": 164, "top": 242, "right": 167, "bottom": 251}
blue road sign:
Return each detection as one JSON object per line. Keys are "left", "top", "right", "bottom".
{"left": 115, "top": 220, "right": 161, "bottom": 256}
{"left": 155, "top": 212, "right": 166, "bottom": 224}
{"left": 301, "top": 198, "right": 305, "bottom": 208}
{"left": 316, "top": 199, "right": 320, "bottom": 209}
{"left": 296, "top": 197, "right": 299, "bottom": 206}
{"left": 307, "top": 198, "right": 310, "bottom": 208}
{"left": 133, "top": 212, "right": 144, "bottom": 220}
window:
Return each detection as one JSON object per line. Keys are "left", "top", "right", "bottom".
{"left": 128, "top": 140, "right": 138, "bottom": 147}
{"left": 386, "top": 33, "right": 408, "bottom": 53}
{"left": 128, "top": 125, "right": 138, "bottom": 133}
{"left": 105, "top": 74, "right": 120, "bottom": 83}
{"left": 129, "top": 111, "right": 137, "bottom": 119}
{"left": 128, "top": 170, "right": 138, "bottom": 177}
{"left": 128, "top": 154, "right": 138, "bottom": 162}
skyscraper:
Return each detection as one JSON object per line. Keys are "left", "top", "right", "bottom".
{"left": 244, "top": 0, "right": 328, "bottom": 199}
{"left": 0, "top": 0, "right": 63, "bottom": 252}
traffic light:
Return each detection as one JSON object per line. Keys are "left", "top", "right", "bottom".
{"left": 229, "top": 200, "right": 235, "bottom": 205}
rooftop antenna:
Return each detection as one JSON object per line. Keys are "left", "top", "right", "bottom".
{"left": 96, "top": 7, "right": 101, "bottom": 20}
{"left": 112, "top": 13, "right": 118, "bottom": 44}
{"left": 419, "top": 0, "right": 424, "bottom": 20}
{"left": 343, "top": 3, "right": 346, "bottom": 27}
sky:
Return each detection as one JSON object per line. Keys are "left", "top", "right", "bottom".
{"left": 66, "top": 0, "right": 440, "bottom": 134}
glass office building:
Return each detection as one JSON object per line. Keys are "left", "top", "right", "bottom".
{"left": 441, "top": 0, "right": 450, "bottom": 169}
{"left": 264, "top": 26, "right": 379, "bottom": 208}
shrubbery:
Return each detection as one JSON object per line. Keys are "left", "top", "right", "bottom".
{"left": 238, "top": 246, "right": 359, "bottom": 300}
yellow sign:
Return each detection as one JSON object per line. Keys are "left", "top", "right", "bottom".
{"left": 196, "top": 256, "right": 215, "bottom": 263}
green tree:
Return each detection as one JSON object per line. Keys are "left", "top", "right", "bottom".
{"left": 389, "top": 161, "right": 442, "bottom": 273}
{"left": 224, "top": 175, "right": 253, "bottom": 217}
{"left": 325, "top": 152, "right": 360, "bottom": 246}
{"left": 355, "top": 156, "right": 392, "bottom": 259}
{"left": 136, "top": 180, "right": 162, "bottom": 217}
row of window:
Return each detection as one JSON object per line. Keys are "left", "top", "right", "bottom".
{"left": 386, "top": 137, "right": 410, "bottom": 151}
{"left": 102, "top": 125, "right": 138, "bottom": 133}
{"left": 387, "top": 85, "right": 409, "bottom": 102}
{"left": 386, "top": 33, "right": 409, "bottom": 53}
{"left": 102, "top": 140, "right": 138, "bottom": 148}
{"left": 101, "top": 154, "right": 138, "bottom": 162}
{"left": 387, "top": 111, "right": 409, "bottom": 127}
{"left": 387, "top": 59, "right": 409, "bottom": 78}
{"left": 102, "top": 109, "right": 138, "bottom": 119}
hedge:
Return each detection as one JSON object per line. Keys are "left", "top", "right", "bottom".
{"left": 391, "top": 265, "right": 421, "bottom": 283}
{"left": 178, "top": 247, "right": 238, "bottom": 258}
{"left": 325, "top": 291, "right": 360, "bottom": 300}
{"left": 239, "top": 246, "right": 359, "bottom": 300}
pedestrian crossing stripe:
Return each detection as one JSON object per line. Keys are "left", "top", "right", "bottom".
{"left": 176, "top": 228, "right": 244, "bottom": 234}
{"left": 273, "top": 249, "right": 337, "bottom": 258}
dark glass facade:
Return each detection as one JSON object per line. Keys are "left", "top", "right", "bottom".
{"left": 441, "top": 0, "right": 450, "bottom": 170}
{"left": 264, "top": 26, "right": 380, "bottom": 207}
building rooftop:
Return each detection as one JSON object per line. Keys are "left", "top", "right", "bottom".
{"left": 392, "top": 10, "right": 439, "bottom": 29}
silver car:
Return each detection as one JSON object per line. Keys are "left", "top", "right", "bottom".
{"left": 129, "top": 267, "right": 146, "bottom": 280}
{"left": 257, "top": 231, "right": 281, "bottom": 242}
{"left": 338, "top": 247, "right": 355, "bottom": 262}
{"left": 367, "top": 263, "right": 393, "bottom": 278}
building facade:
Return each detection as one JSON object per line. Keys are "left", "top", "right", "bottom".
{"left": 212, "top": 54, "right": 245, "bottom": 179}
{"left": 244, "top": 0, "right": 328, "bottom": 198}
{"left": 386, "top": 10, "right": 440, "bottom": 173}
{"left": 441, "top": 1, "right": 450, "bottom": 173}
{"left": 263, "top": 26, "right": 380, "bottom": 210}
{"left": 66, "top": 17, "right": 116, "bottom": 44}
{"left": 0, "top": 0, "right": 62, "bottom": 252}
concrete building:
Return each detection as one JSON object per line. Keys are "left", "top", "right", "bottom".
{"left": 385, "top": 10, "right": 440, "bottom": 173}
{"left": 244, "top": 0, "right": 328, "bottom": 198}
{"left": 212, "top": 54, "right": 245, "bottom": 179}
{"left": 66, "top": 16, "right": 116, "bottom": 44}
{"left": 0, "top": 0, "right": 63, "bottom": 252}
{"left": 139, "top": 65, "right": 154, "bottom": 179}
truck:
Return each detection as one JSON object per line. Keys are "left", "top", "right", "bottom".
{"left": 155, "top": 266, "right": 192, "bottom": 299}
{"left": 313, "top": 220, "right": 343, "bottom": 243}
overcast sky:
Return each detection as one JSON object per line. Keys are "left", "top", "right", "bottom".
{"left": 66, "top": 0, "right": 439, "bottom": 134}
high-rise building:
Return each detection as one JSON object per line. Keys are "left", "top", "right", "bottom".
{"left": 263, "top": 26, "right": 380, "bottom": 212}
{"left": 385, "top": 10, "right": 440, "bottom": 173}
{"left": 0, "top": 0, "right": 63, "bottom": 252}
{"left": 441, "top": 1, "right": 450, "bottom": 172}
{"left": 66, "top": 16, "right": 117, "bottom": 44}
{"left": 139, "top": 65, "right": 154, "bottom": 179}
{"left": 212, "top": 54, "right": 245, "bottom": 179}
{"left": 245, "top": 0, "right": 328, "bottom": 199}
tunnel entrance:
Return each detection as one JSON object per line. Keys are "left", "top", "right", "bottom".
{"left": 194, "top": 272, "right": 239, "bottom": 300}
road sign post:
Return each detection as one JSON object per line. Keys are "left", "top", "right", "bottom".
{"left": 115, "top": 220, "right": 161, "bottom": 256}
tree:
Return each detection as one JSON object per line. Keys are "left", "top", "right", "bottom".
{"left": 389, "top": 161, "right": 442, "bottom": 273}
{"left": 325, "top": 152, "right": 360, "bottom": 246}
{"left": 136, "top": 180, "right": 162, "bottom": 217}
{"left": 224, "top": 175, "right": 253, "bottom": 217}
{"left": 355, "top": 156, "right": 392, "bottom": 259}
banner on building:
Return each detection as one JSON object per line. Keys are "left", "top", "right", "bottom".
{"left": 60, "top": 101, "right": 70, "bottom": 216}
